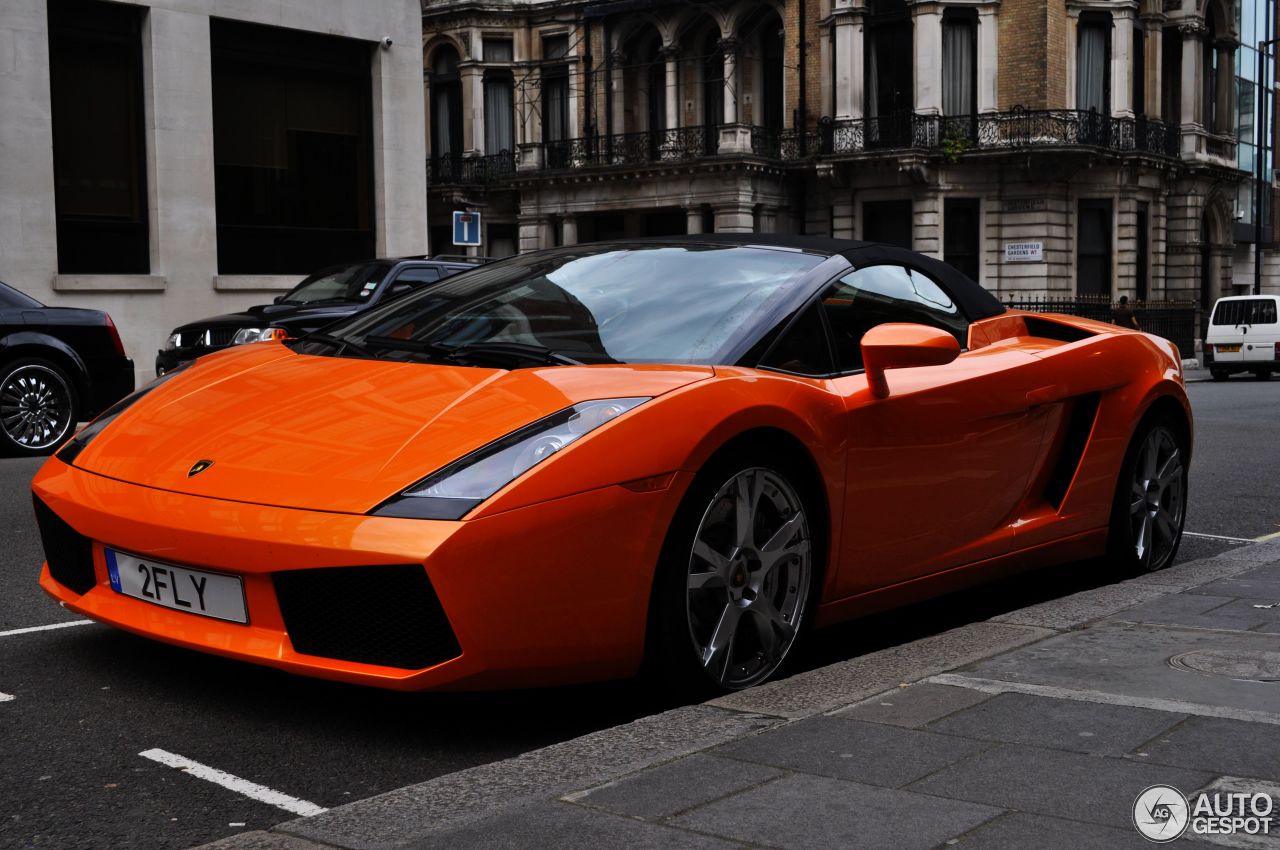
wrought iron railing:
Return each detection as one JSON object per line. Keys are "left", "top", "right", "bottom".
{"left": 427, "top": 151, "right": 517, "bottom": 186}
{"left": 545, "top": 126, "right": 718, "bottom": 170}
{"left": 1006, "top": 294, "right": 1197, "bottom": 357}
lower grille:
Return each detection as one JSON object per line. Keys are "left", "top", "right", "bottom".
{"left": 33, "top": 497, "right": 96, "bottom": 595}
{"left": 273, "top": 565, "right": 461, "bottom": 670}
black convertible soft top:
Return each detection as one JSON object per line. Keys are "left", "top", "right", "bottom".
{"left": 624, "top": 233, "right": 1007, "bottom": 321}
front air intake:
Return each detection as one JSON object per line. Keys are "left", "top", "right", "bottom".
{"left": 273, "top": 564, "right": 461, "bottom": 670}
{"left": 33, "top": 497, "right": 97, "bottom": 595}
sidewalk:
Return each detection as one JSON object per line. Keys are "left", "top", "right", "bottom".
{"left": 201, "top": 541, "right": 1280, "bottom": 850}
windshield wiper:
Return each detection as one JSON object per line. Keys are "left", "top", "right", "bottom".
{"left": 299, "top": 332, "right": 375, "bottom": 358}
{"left": 363, "top": 336, "right": 583, "bottom": 367}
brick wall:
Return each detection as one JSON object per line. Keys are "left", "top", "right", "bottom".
{"left": 997, "top": 0, "right": 1068, "bottom": 109}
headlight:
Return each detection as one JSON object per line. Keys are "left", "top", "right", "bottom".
{"left": 232, "top": 327, "right": 285, "bottom": 345}
{"left": 164, "top": 332, "right": 181, "bottom": 350}
{"left": 372, "top": 397, "right": 650, "bottom": 520}
{"left": 55, "top": 362, "right": 193, "bottom": 466}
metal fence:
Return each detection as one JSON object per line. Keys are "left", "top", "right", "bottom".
{"left": 1005, "top": 295, "right": 1197, "bottom": 359}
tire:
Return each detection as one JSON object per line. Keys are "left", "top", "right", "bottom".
{"left": 1254, "top": 370, "right": 1272, "bottom": 381}
{"left": 0, "top": 358, "right": 79, "bottom": 457}
{"left": 647, "top": 451, "right": 820, "bottom": 695}
{"left": 1107, "top": 414, "right": 1188, "bottom": 575}
{"left": 1211, "top": 369, "right": 1229, "bottom": 382}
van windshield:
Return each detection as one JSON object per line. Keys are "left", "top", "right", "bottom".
{"left": 1212, "top": 299, "right": 1278, "bottom": 326}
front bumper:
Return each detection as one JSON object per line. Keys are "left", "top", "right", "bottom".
{"left": 33, "top": 459, "right": 687, "bottom": 690}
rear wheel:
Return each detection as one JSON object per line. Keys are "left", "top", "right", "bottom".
{"left": 1254, "top": 370, "right": 1272, "bottom": 381}
{"left": 1108, "top": 415, "right": 1187, "bottom": 575}
{"left": 1211, "top": 369, "right": 1229, "bottom": 381}
{"left": 0, "top": 359, "right": 78, "bottom": 457}
{"left": 649, "top": 456, "right": 817, "bottom": 693}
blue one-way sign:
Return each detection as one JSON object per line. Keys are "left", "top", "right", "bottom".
{"left": 453, "top": 210, "right": 481, "bottom": 247}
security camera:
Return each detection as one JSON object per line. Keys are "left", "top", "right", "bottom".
{"left": 380, "top": 36, "right": 393, "bottom": 50}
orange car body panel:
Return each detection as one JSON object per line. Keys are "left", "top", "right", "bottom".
{"left": 34, "top": 310, "right": 1191, "bottom": 690}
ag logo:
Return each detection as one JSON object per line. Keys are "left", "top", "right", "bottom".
{"left": 1134, "top": 785, "right": 1190, "bottom": 842}
{"left": 187, "top": 459, "right": 214, "bottom": 477}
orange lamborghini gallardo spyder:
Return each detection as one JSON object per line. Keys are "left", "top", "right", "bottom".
{"left": 33, "top": 235, "right": 1191, "bottom": 692}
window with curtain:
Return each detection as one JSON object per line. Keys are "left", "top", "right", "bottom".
{"left": 431, "top": 47, "right": 462, "bottom": 160}
{"left": 483, "top": 38, "right": 513, "bottom": 63}
{"left": 543, "top": 71, "right": 569, "bottom": 142}
{"left": 484, "top": 73, "right": 514, "bottom": 154}
{"left": 942, "top": 11, "right": 976, "bottom": 117}
{"left": 1077, "top": 15, "right": 1109, "bottom": 114}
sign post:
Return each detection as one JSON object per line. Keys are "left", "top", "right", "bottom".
{"left": 452, "top": 211, "right": 481, "bottom": 247}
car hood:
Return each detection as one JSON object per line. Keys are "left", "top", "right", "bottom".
{"left": 174, "top": 302, "right": 362, "bottom": 333}
{"left": 72, "top": 344, "right": 712, "bottom": 514}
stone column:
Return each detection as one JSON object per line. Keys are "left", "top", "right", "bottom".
{"left": 913, "top": 3, "right": 943, "bottom": 115}
{"left": 1112, "top": 9, "right": 1135, "bottom": 117}
{"left": 561, "top": 215, "right": 578, "bottom": 246}
{"left": 1180, "top": 23, "right": 1204, "bottom": 129}
{"left": 461, "top": 63, "right": 484, "bottom": 155}
{"left": 610, "top": 51, "right": 627, "bottom": 135}
{"left": 714, "top": 204, "right": 754, "bottom": 232}
{"left": 1143, "top": 16, "right": 1164, "bottom": 119}
{"left": 977, "top": 6, "right": 998, "bottom": 112}
{"left": 832, "top": 11, "right": 862, "bottom": 120}
{"left": 1215, "top": 38, "right": 1236, "bottom": 135}
{"left": 721, "top": 39, "right": 739, "bottom": 125}
{"left": 686, "top": 207, "right": 704, "bottom": 234}
{"left": 662, "top": 46, "right": 679, "bottom": 130}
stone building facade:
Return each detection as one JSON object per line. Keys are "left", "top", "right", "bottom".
{"left": 0, "top": 0, "right": 427, "bottom": 379}
{"left": 423, "top": 0, "right": 1274, "bottom": 307}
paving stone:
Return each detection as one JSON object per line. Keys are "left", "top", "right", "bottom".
{"left": 959, "top": 623, "right": 1280, "bottom": 720}
{"left": 1137, "top": 716, "right": 1280, "bottom": 782}
{"left": 711, "top": 715, "right": 988, "bottom": 788}
{"left": 1205, "top": 598, "right": 1280, "bottom": 633}
{"left": 194, "top": 833, "right": 331, "bottom": 850}
{"left": 567, "top": 754, "right": 783, "bottom": 820}
{"left": 926, "top": 692, "right": 1185, "bottom": 754}
{"left": 426, "top": 800, "right": 743, "bottom": 850}
{"left": 833, "top": 683, "right": 991, "bottom": 728}
{"left": 1106, "top": 593, "right": 1271, "bottom": 632}
{"left": 1238, "top": 563, "right": 1280, "bottom": 583}
{"left": 670, "top": 772, "right": 1001, "bottom": 850}
{"left": 945, "top": 812, "right": 1157, "bottom": 849}
{"left": 906, "top": 743, "right": 1214, "bottom": 828}
{"left": 1187, "top": 578, "right": 1280, "bottom": 600}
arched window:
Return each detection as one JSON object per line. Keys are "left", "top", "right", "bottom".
{"left": 430, "top": 46, "right": 463, "bottom": 161}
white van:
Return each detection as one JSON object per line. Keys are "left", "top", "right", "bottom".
{"left": 1204, "top": 294, "right": 1280, "bottom": 380}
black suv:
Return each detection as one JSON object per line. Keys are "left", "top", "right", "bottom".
{"left": 156, "top": 257, "right": 482, "bottom": 374}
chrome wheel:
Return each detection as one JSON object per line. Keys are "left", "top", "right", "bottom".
{"left": 686, "top": 467, "right": 812, "bottom": 689}
{"left": 1128, "top": 425, "right": 1185, "bottom": 569}
{"left": 0, "top": 363, "right": 74, "bottom": 451}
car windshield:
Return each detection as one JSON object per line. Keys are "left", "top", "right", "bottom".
{"left": 299, "top": 244, "right": 825, "bottom": 366}
{"left": 280, "top": 263, "right": 392, "bottom": 305}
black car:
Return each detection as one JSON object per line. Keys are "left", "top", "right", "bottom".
{"left": 0, "top": 280, "right": 134, "bottom": 456}
{"left": 156, "top": 257, "right": 481, "bottom": 374}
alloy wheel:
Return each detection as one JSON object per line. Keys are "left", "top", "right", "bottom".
{"left": 685, "top": 467, "right": 812, "bottom": 689}
{"left": 1128, "top": 425, "right": 1185, "bottom": 569}
{"left": 0, "top": 364, "right": 74, "bottom": 451}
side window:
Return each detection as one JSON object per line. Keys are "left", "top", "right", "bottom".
{"left": 394, "top": 267, "right": 443, "bottom": 286}
{"left": 759, "top": 302, "right": 834, "bottom": 376}
{"left": 820, "top": 264, "right": 968, "bottom": 372}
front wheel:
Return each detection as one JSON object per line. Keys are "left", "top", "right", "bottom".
{"left": 1108, "top": 416, "right": 1187, "bottom": 575}
{"left": 0, "top": 359, "right": 79, "bottom": 457}
{"left": 1211, "top": 369, "right": 1229, "bottom": 382}
{"left": 649, "top": 459, "right": 817, "bottom": 693}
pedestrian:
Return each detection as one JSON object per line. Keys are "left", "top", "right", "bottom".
{"left": 1113, "top": 295, "right": 1142, "bottom": 331}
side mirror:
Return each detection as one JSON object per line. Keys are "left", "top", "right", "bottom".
{"left": 861, "top": 323, "right": 961, "bottom": 399}
{"left": 273, "top": 295, "right": 285, "bottom": 304}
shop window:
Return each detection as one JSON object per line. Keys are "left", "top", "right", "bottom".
{"left": 48, "top": 0, "right": 149, "bottom": 274}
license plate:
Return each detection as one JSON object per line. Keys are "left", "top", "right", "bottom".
{"left": 105, "top": 549, "right": 247, "bottom": 624}
{"left": 1217, "top": 344, "right": 1242, "bottom": 353}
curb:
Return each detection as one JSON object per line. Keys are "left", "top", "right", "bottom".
{"left": 195, "top": 538, "right": 1280, "bottom": 850}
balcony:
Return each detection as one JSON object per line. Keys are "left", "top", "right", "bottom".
{"left": 427, "top": 151, "right": 516, "bottom": 187}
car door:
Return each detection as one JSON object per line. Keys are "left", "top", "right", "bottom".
{"left": 819, "top": 264, "right": 1056, "bottom": 598}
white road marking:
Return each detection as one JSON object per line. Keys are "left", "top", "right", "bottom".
{"left": 0, "top": 693, "right": 14, "bottom": 703}
{"left": 1183, "top": 531, "right": 1257, "bottom": 544}
{"left": 1255, "top": 530, "right": 1280, "bottom": 543}
{"left": 0, "top": 620, "right": 92, "bottom": 638}
{"left": 139, "top": 749, "right": 328, "bottom": 817}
